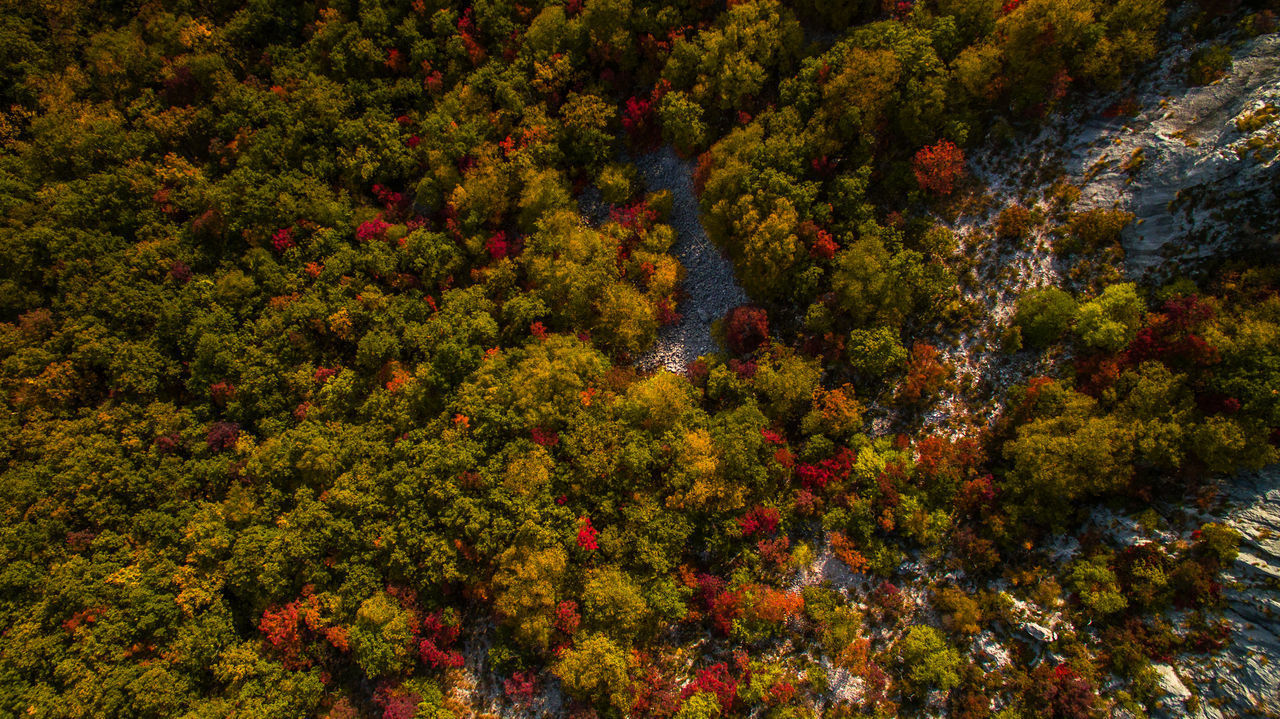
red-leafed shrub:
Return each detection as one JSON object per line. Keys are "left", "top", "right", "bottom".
{"left": 210, "top": 381, "right": 236, "bottom": 406}
{"left": 416, "top": 609, "right": 463, "bottom": 670}
{"left": 768, "top": 680, "right": 796, "bottom": 705}
{"left": 631, "top": 660, "right": 681, "bottom": 717}
{"left": 954, "top": 474, "right": 996, "bottom": 516}
{"left": 555, "top": 600, "right": 581, "bottom": 635}
{"left": 725, "top": 305, "right": 769, "bottom": 354}
{"left": 576, "top": 517, "right": 598, "bottom": 550}
{"left": 914, "top": 435, "right": 984, "bottom": 490}
{"left": 486, "top": 231, "right": 512, "bottom": 260}
{"left": 737, "top": 506, "right": 780, "bottom": 537}
{"left": 757, "top": 536, "right": 791, "bottom": 568}
{"left": 419, "top": 638, "right": 464, "bottom": 669}
{"left": 708, "top": 589, "right": 742, "bottom": 636}
{"left": 259, "top": 603, "right": 304, "bottom": 663}
{"left": 912, "top": 140, "right": 965, "bottom": 196}
{"left": 532, "top": 426, "right": 560, "bottom": 447}
{"left": 795, "top": 448, "right": 853, "bottom": 491}
{"left": 1125, "top": 294, "right": 1219, "bottom": 368}
{"left": 1025, "top": 663, "right": 1099, "bottom": 719}
{"left": 622, "top": 96, "right": 657, "bottom": 146}
{"left": 504, "top": 671, "right": 539, "bottom": 703}
{"left": 869, "top": 581, "right": 910, "bottom": 623}
{"left": 206, "top": 422, "right": 239, "bottom": 452}
{"left": 271, "top": 227, "right": 295, "bottom": 252}
{"left": 168, "top": 260, "right": 193, "bottom": 283}
{"left": 374, "top": 686, "right": 421, "bottom": 719}
{"left": 895, "top": 343, "right": 949, "bottom": 406}
{"left": 680, "top": 663, "right": 737, "bottom": 713}
{"left": 356, "top": 218, "right": 390, "bottom": 242}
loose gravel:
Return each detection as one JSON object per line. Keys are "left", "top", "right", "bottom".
{"left": 633, "top": 146, "right": 750, "bottom": 373}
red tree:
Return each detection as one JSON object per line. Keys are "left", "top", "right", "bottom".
{"left": 724, "top": 305, "right": 769, "bottom": 354}
{"left": 912, "top": 140, "right": 965, "bottom": 196}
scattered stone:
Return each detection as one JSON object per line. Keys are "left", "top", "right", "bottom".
{"left": 1023, "top": 622, "right": 1057, "bottom": 643}
{"left": 632, "top": 146, "right": 750, "bottom": 373}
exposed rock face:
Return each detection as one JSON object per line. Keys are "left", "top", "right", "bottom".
{"left": 633, "top": 146, "right": 749, "bottom": 373}
{"left": 1174, "top": 466, "right": 1280, "bottom": 719}
{"left": 1065, "top": 30, "right": 1280, "bottom": 274}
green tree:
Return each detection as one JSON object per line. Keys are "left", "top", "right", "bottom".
{"left": 1075, "top": 283, "right": 1144, "bottom": 352}
{"left": 554, "top": 633, "right": 633, "bottom": 713}
{"left": 1014, "top": 287, "right": 1077, "bottom": 348}
{"left": 896, "top": 625, "right": 962, "bottom": 695}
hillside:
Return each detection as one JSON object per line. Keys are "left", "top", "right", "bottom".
{"left": 0, "top": 2, "right": 1278, "bottom": 718}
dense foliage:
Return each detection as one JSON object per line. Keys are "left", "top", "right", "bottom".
{"left": 0, "top": 1, "right": 1276, "bottom": 718}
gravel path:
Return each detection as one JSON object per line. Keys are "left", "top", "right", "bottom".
{"left": 633, "top": 146, "right": 749, "bottom": 373}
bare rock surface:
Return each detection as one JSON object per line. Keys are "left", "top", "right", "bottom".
{"left": 1173, "top": 466, "right": 1280, "bottom": 719}
{"left": 1065, "top": 31, "right": 1280, "bottom": 274}
{"left": 924, "top": 26, "right": 1280, "bottom": 435}
{"left": 633, "top": 146, "right": 749, "bottom": 373}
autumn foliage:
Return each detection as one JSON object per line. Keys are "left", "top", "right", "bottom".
{"left": 912, "top": 140, "right": 965, "bottom": 196}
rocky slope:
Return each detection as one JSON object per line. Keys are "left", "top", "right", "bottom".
{"left": 1175, "top": 466, "right": 1280, "bottom": 719}
{"left": 1069, "top": 29, "right": 1280, "bottom": 275}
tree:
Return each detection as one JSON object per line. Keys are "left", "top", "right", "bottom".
{"left": 554, "top": 633, "right": 633, "bottom": 713}
{"left": 1067, "top": 554, "right": 1128, "bottom": 618}
{"left": 912, "top": 140, "right": 965, "bottom": 196}
{"left": 1075, "top": 283, "right": 1144, "bottom": 352}
{"left": 896, "top": 625, "right": 962, "bottom": 695}
{"left": 724, "top": 305, "right": 769, "bottom": 355}
{"left": 1014, "top": 287, "right": 1077, "bottom": 348}
{"left": 831, "top": 237, "right": 913, "bottom": 328}
{"left": 658, "top": 91, "right": 707, "bottom": 155}
{"left": 350, "top": 592, "right": 416, "bottom": 679}
{"left": 492, "top": 537, "right": 568, "bottom": 652}
{"left": 847, "top": 327, "right": 908, "bottom": 377}
{"left": 1002, "top": 382, "right": 1135, "bottom": 520}
{"left": 582, "top": 567, "right": 650, "bottom": 641}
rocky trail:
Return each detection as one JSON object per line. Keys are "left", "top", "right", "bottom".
{"left": 633, "top": 146, "right": 749, "bottom": 373}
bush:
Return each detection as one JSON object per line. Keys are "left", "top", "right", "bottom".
{"left": 1058, "top": 208, "right": 1134, "bottom": 256}
{"left": 659, "top": 90, "right": 708, "bottom": 155}
{"left": 995, "top": 204, "right": 1034, "bottom": 241}
{"left": 912, "top": 140, "right": 966, "bottom": 196}
{"left": 1075, "top": 283, "right": 1144, "bottom": 352}
{"left": 896, "top": 625, "right": 962, "bottom": 695}
{"left": 597, "top": 164, "right": 636, "bottom": 205}
{"left": 725, "top": 305, "right": 769, "bottom": 354}
{"left": 1013, "top": 287, "right": 1077, "bottom": 348}
{"left": 1188, "top": 45, "right": 1232, "bottom": 86}
{"left": 847, "top": 327, "right": 908, "bottom": 378}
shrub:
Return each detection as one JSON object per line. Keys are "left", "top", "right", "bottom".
{"left": 596, "top": 163, "right": 636, "bottom": 205}
{"left": 995, "top": 204, "right": 1033, "bottom": 240}
{"left": 896, "top": 625, "right": 962, "bottom": 695}
{"left": 1075, "top": 283, "right": 1144, "bottom": 352}
{"left": 1188, "top": 45, "right": 1232, "bottom": 86}
{"left": 912, "top": 140, "right": 966, "bottom": 196}
{"left": 1058, "top": 208, "right": 1133, "bottom": 255}
{"left": 725, "top": 305, "right": 769, "bottom": 354}
{"left": 895, "top": 343, "right": 949, "bottom": 406}
{"left": 1013, "top": 287, "right": 1077, "bottom": 348}
{"left": 847, "top": 327, "right": 908, "bottom": 378}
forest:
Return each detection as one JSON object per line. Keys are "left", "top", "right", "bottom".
{"left": 0, "top": 0, "right": 1278, "bottom": 717}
